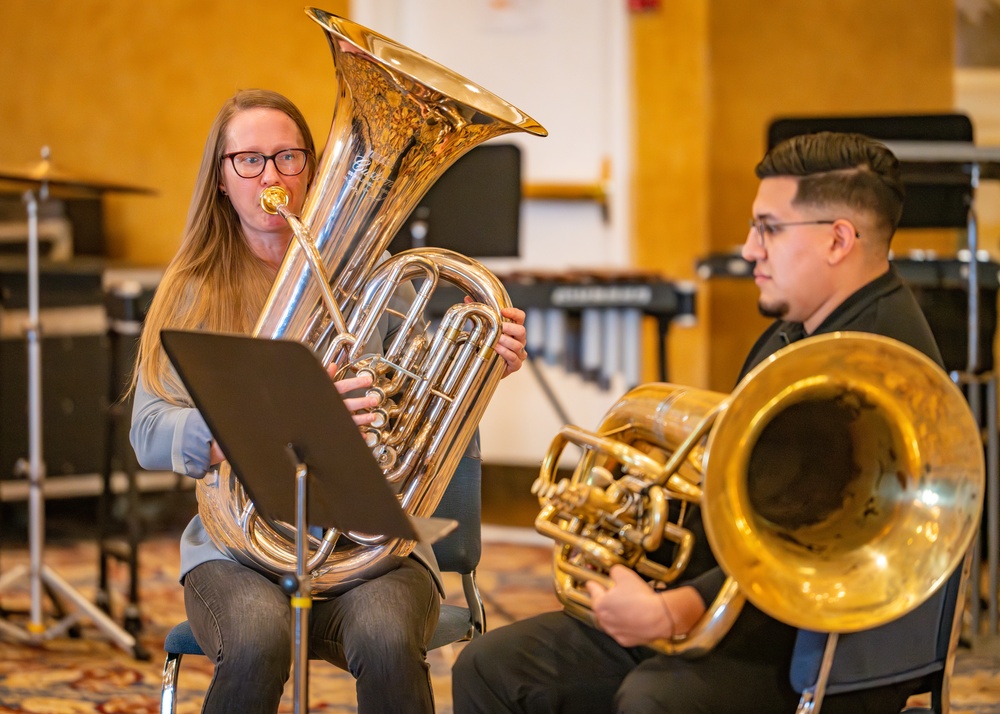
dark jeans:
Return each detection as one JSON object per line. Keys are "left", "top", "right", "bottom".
{"left": 451, "top": 611, "right": 920, "bottom": 714}
{"left": 184, "top": 556, "right": 439, "bottom": 714}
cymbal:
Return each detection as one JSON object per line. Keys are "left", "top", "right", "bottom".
{"left": 0, "top": 157, "right": 156, "bottom": 195}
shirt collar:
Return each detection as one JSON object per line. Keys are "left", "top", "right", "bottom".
{"left": 777, "top": 266, "right": 899, "bottom": 343}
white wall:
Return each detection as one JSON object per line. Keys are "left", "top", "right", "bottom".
{"left": 350, "top": 0, "right": 637, "bottom": 466}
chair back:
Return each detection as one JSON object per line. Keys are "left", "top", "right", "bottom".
{"left": 430, "top": 451, "right": 482, "bottom": 575}
{"left": 790, "top": 557, "right": 966, "bottom": 713}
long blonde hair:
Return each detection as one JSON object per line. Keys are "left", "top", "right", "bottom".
{"left": 134, "top": 89, "right": 316, "bottom": 403}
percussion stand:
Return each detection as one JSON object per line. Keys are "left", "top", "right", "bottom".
{"left": 0, "top": 172, "right": 145, "bottom": 659}
{"left": 885, "top": 142, "right": 1000, "bottom": 646}
{"left": 956, "top": 160, "right": 999, "bottom": 644}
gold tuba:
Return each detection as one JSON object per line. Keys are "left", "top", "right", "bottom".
{"left": 534, "top": 332, "right": 984, "bottom": 656}
{"left": 197, "top": 8, "right": 546, "bottom": 595}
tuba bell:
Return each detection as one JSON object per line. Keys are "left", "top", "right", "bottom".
{"left": 534, "top": 332, "right": 984, "bottom": 656}
{"left": 197, "top": 8, "right": 546, "bottom": 595}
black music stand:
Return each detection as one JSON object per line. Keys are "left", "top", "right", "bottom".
{"left": 161, "top": 329, "right": 450, "bottom": 714}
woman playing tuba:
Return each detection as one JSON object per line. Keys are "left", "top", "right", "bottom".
{"left": 131, "top": 9, "right": 544, "bottom": 711}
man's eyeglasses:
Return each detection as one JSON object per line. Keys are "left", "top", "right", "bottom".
{"left": 748, "top": 218, "right": 860, "bottom": 247}
{"left": 220, "top": 148, "right": 312, "bottom": 179}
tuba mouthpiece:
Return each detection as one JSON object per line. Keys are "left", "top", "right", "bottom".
{"left": 259, "top": 186, "right": 289, "bottom": 214}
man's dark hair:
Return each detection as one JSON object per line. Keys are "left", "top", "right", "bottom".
{"left": 755, "top": 132, "right": 906, "bottom": 237}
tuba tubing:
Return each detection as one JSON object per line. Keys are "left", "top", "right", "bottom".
{"left": 197, "top": 8, "right": 546, "bottom": 596}
{"left": 535, "top": 332, "right": 984, "bottom": 655}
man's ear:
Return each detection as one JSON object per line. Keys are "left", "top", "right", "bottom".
{"left": 827, "top": 218, "right": 859, "bottom": 264}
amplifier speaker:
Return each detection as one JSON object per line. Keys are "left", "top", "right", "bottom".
{"left": 1, "top": 261, "right": 113, "bottom": 480}
{"left": 0, "top": 333, "right": 110, "bottom": 478}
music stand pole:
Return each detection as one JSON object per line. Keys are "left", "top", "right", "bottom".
{"left": 291, "top": 458, "right": 310, "bottom": 714}
{"left": 0, "top": 160, "right": 145, "bottom": 659}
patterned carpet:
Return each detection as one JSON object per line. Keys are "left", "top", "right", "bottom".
{"left": 0, "top": 515, "right": 998, "bottom": 713}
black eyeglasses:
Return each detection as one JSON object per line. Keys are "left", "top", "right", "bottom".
{"left": 220, "top": 148, "right": 312, "bottom": 179}
{"left": 748, "top": 219, "right": 860, "bottom": 247}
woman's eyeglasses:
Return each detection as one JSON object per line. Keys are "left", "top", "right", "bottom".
{"left": 221, "top": 148, "right": 312, "bottom": 178}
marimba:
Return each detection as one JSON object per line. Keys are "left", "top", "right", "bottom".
{"left": 430, "top": 270, "right": 696, "bottom": 390}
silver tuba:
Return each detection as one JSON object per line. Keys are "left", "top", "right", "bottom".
{"left": 534, "top": 332, "right": 984, "bottom": 656}
{"left": 197, "top": 8, "right": 546, "bottom": 595}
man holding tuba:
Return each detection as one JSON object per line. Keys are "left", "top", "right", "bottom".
{"left": 453, "top": 132, "right": 951, "bottom": 713}
{"left": 130, "top": 89, "right": 528, "bottom": 714}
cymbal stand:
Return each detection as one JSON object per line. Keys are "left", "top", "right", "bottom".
{"left": 0, "top": 155, "right": 146, "bottom": 659}
{"left": 885, "top": 139, "right": 1000, "bottom": 644}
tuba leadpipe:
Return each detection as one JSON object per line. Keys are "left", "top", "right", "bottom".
{"left": 197, "top": 8, "right": 546, "bottom": 595}
{"left": 534, "top": 332, "right": 984, "bottom": 656}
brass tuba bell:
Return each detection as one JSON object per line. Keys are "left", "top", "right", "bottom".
{"left": 196, "top": 8, "right": 546, "bottom": 595}
{"left": 534, "top": 332, "right": 984, "bottom": 656}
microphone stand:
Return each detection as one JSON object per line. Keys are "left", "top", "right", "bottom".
{"left": 0, "top": 149, "right": 147, "bottom": 659}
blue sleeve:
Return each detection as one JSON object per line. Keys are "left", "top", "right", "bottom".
{"left": 129, "top": 374, "right": 214, "bottom": 478}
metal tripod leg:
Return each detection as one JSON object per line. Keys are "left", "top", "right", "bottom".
{"left": 0, "top": 565, "right": 33, "bottom": 644}
{"left": 0, "top": 442, "right": 148, "bottom": 658}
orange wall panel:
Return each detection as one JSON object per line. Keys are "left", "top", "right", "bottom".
{"left": 0, "top": 0, "right": 349, "bottom": 264}
{"left": 631, "top": 0, "right": 955, "bottom": 390}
